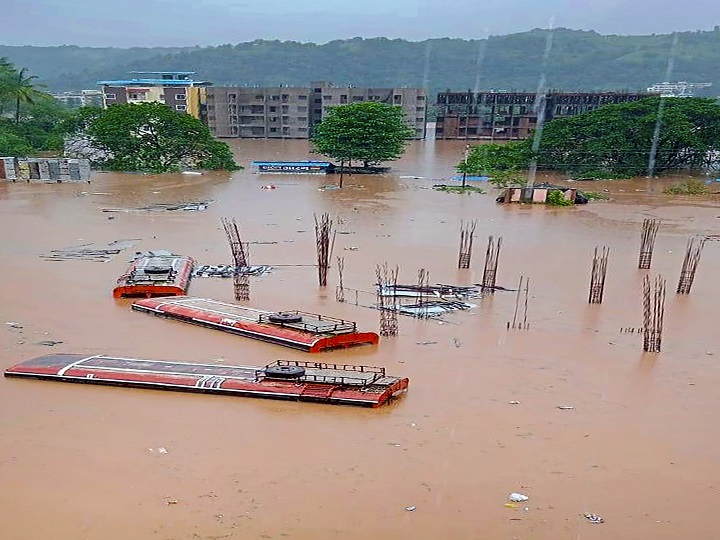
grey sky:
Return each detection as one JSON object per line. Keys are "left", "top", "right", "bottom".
{"left": 5, "top": 0, "right": 720, "bottom": 47}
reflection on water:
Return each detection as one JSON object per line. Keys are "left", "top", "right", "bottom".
{"left": 1, "top": 139, "right": 720, "bottom": 539}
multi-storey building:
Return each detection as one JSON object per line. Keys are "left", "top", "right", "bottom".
{"left": 435, "top": 91, "right": 655, "bottom": 140}
{"left": 96, "top": 71, "right": 212, "bottom": 119}
{"left": 207, "top": 87, "right": 312, "bottom": 139}
{"left": 206, "top": 82, "right": 427, "bottom": 139}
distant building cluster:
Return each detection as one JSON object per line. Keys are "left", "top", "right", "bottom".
{"left": 50, "top": 89, "right": 103, "bottom": 108}
{"left": 434, "top": 91, "right": 654, "bottom": 140}
{"left": 94, "top": 71, "right": 704, "bottom": 141}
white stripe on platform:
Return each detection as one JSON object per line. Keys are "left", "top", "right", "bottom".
{"left": 57, "top": 355, "right": 102, "bottom": 377}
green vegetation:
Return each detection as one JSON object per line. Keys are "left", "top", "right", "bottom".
{"left": 75, "top": 102, "right": 239, "bottom": 173}
{"left": 546, "top": 190, "right": 574, "bottom": 206}
{"left": 459, "top": 98, "right": 720, "bottom": 179}
{"left": 662, "top": 179, "right": 708, "bottom": 195}
{"left": 0, "top": 58, "right": 73, "bottom": 156}
{"left": 311, "top": 102, "right": 414, "bottom": 168}
{"left": 3, "top": 29, "right": 720, "bottom": 97}
{"left": 461, "top": 143, "right": 530, "bottom": 187}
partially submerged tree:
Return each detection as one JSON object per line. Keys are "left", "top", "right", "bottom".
{"left": 535, "top": 97, "right": 720, "bottom": 177}
{"left": 458, "top": 97, "right": 720, "bottom": 179}
{"left": 311, "top": 101, "right": 415, "bottom": 168}
{"left": 79, "top": 102, "right": 239, "bottom": 173}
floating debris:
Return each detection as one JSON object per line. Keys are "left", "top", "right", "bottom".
{"left": 404, "top": 506, "right": 417, "bottom": 512}
{"left": 193, "top": 265, "right": 273, "bottom": 278}
{"left": 508, "top": 493, "right": 529, "bottom": 503}
{"left": 5, "top": 322, "right": 23, "bottom": 329}
{"left": 102, "top": 200, "right": 213, "bottom": 213}
{"left": 42, "top": 239, "right": 140, "bottom": 262}
{"left": 556, "top": 405, "right": 575, "bottom": 410}
{"left": 583, "top": 513, "right": 604, "bottom": 524}
{"left": 37, "top": 340, "right": 63, "bottom": 346}
{"left": 379, "top": 283, "right": 480, "bottom": 299}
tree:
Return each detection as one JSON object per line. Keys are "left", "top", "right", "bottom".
{"left": 311, "top": 102, "right": 414, "bottom": 168}
{"left": 533, "top": 97, "right": 720, "bottom": 177}
{"left": 80, "top": 102, "right": 239, "bottom": 173}
{"left": 1, "top": 67, "right": 46, "bottom": 125}
{"left": 460, "top": 142, "right": 531, "bottom": 186}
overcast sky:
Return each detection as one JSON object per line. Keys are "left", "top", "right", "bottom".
{"left": 5, "top": 0, "right": 720, "bottom": 47}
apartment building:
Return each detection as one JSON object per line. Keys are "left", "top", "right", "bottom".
{"left": 435, "top": 90, "right": 655, "bottom": 140}
{"left": 207, "top": 87, "right": 311, "bottom": 139}
{"left": 96, "top": 71, "right": 212, "bottom": 119}
{"left": 206, "top": 82, "right": 427, "bottom": 139}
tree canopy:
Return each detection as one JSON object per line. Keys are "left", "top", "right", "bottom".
{"left": 461, "top": 97, "right": 720, "bottom": 179}
{"left": 0, "top": 58, "right": 73, "bottom": 156}
{"left": 311, "top": 101, "right": 414, "bottom": 167}
{"left": 76, "top": 102, "right": 239, "bottom": 173}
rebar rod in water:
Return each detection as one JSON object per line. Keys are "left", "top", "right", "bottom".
{"left": 314, "top": 213, "right": 335, "bottom": 287}
{"left": 638, "top": 218, "right": 660, "bottom": 269}
{"left": 676, "top": 235, "right": 705, "bottom": 294}
{"left": 458, "top": 219, "right": 477, "bottom": 269}
{"left": 588, "top": 246, "right": 609, "bottom": 304}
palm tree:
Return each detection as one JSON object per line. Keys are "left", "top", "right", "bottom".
{"left": 7, "top": 68, "right": 45, "bottom": 124}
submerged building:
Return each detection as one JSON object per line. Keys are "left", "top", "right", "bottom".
{"left": 206, "top": 82, "right": 427, "bottom": 140}
{"left": 96, "top": 71, "right": 213, "bottom": 119}
{"left": 435, "top": 90, "right": 655, "bottom": 140}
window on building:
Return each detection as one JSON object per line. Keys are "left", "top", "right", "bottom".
{"left": 314, "top": 88, "right": 322, "bottom": 93}
{"left": 313, "top": 98, "right": 322, "bottom": 104}
{"left": 228, "top": 93, "right": 237, "bottom": 102}
{"left": 128, "top": 92, "right": 146, "bottom": 100}
{"left": 269, "top": 127, "right": 277, "bottom": 132}
{"left": 298, "top": 116, "right": 307, "bottom": 122}
{"left": 323, "top": 95, "right": 333, "bottom": 100}
{"left": 298, "top": 95, "right": 308, "bottom": 100}
{"left": 254, "top": 94, "right": 263, "bottom": 100}
{"left": 175, "top": 94, "right": 186, "bottom": 100}
{"left": 176, "top": 105, "right": 187, "bottom": 111}
{"left": 230, "top": 126, "right": 239, "bottom": 136}
{"left": 340, "top": 94, "right": 348, "bottom": 104}
{"left": 416, "top": 117, "right": 424, "bottom": 122}
{"left": 282, "top": 116, "right": 290, "bottom": 122}
{"left": 298, "top": 106, "right": 307, "bottom": 112}
{"left": 105, "top": 93, "right": 116, "bottom": 99}
{"left": 418, "top": 95, "right": 426, "bottom": 101}
{"left": 282, "top": 94, "right": 289, "bottom": 101}
{"left": 269, "top": 106, "right": 277, "bottom": 112}
{"left": 416, "top": 107, "right": 425, "bottom": 112}
{"left": 270, "top": 95, "right": 280, "bottom": 100}
{"left": 281, "top": 105, "right": 289, "bottom": 113}
{"left": 269, "top": 116, "right": 278, "bottom": 122}
{"left": 352, "top": 96, "right": 364, "bottom": 101}
{"left": 299, "top": 127, "right": 307, "bottom": 131}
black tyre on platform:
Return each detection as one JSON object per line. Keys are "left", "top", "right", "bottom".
{"left": 267, "top": 312, "right": 303, "bottom": 324}
{"left": 264, "top": 365, "right": 306, "bottom": 378}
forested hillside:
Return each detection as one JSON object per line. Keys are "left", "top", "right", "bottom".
{"left": 2, "top": 28, "right": 719, "bottom": 97}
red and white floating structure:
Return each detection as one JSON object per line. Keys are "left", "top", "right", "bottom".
{"left": 131, "top": 296, "right": 379, "bottom": 353}
{"left": 4, "top": 354, "right": 409, "bottom": 408}
{"left": 113, "top": 252, "right": 194, "bottom": 299}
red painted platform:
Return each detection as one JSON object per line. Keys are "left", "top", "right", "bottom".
{"left": 131, "top": 297, "right": 380, "bottom": 353}
{"left": 114, "top": 253, "right": 194, "bottom": 298}
{"left": 3, "top": 354, "right": 408, "bottom": 408}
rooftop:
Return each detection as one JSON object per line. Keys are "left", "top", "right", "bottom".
{"left": 97, "top": 79, "right": 212, "bottom": 87}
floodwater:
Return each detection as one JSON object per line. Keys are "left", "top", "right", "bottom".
{"left": 1, "top": 139, "right": 720, "bottom": 540}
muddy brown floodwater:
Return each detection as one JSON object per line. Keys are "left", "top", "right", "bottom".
{"left": 1, "top": 139, "right": 720, "bottom": 540}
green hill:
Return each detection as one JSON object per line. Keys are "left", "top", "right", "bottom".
{"left": 2, "top": 28, "right": 719, "bottom": 98}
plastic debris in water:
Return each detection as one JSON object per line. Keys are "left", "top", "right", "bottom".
{"left": 508, "top": 493, "right": 529, "bottom": 502}
{"left": 584, "top": 513, "right": 604, "bottom": 524}
{"left": 504, "top": 502, "right": 519, "bottom": 508}
{"left": 405, "top": 506, "right": 417, "bottom": 512}
{"left": 557, "top": 405, "right": 575, "bottom": 410}
{"left": 509, "top": 401, "right": 521, "bottom": 405}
